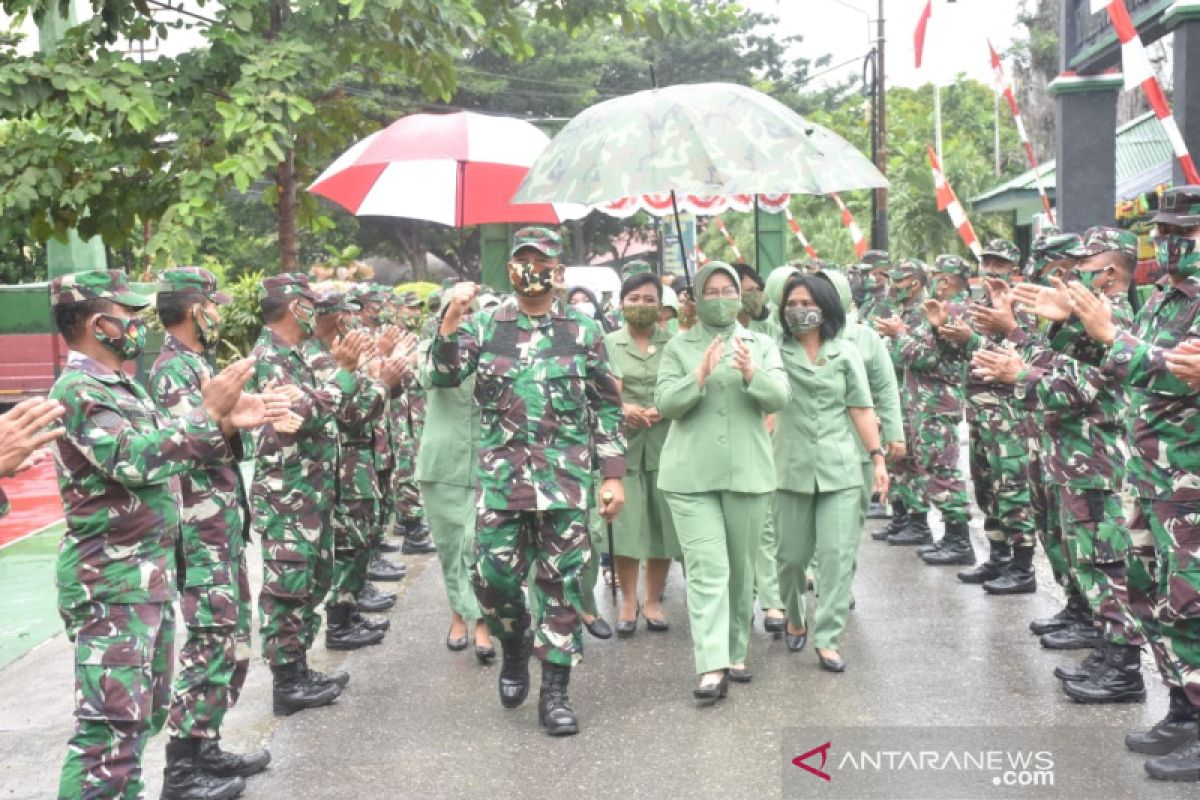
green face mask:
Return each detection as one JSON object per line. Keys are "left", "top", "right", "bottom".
{"left": 1158, "top": 234, "right": 1200, "bottom": 280}
{"left": 1070, "top": 267, "right": 1105, "bottom": 293}
{"left": 696, "top": 296, "right": 741, "bottom": 328}
{"left": 891, "top": 282, "right": 918, "bottom": 305}
{"left": 623, "top": 304, "right": 659, "bottom": 329}
{"left": 741, "top": 289, "right": 765, "bottom": 318}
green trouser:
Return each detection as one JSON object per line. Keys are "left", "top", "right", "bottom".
{"left": 775, "top": 487, "right": 861, "bottom": 650}
{"left": 419, "top": 481, "right": 481, "bottom": 621}
{"left": 663, "top": 490, "right": 768, "bottom": 675}
{"left": 754, "top": 503, "right": 784, "bottom": 611}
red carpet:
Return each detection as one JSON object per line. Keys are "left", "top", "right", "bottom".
{"left": 0, "top": 461, "right": 63, "bottom": 548}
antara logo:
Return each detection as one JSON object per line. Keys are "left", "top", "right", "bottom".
{"left": 792, "top": 742, "right": 833, "bottom": 782}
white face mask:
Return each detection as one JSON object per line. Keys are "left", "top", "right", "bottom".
{"left": 573, "top": 301, "right": 596, "bottom": 318}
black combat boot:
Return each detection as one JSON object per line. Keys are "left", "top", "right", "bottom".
{"left": 1030, "top": 592, "right": 1091, "bottom": 635}
{"left": 195, "top": 738, "right": 271, "bottom": 779}
{"left": 921, "top": 521, "right": 975, "bottom": 565}
{"left": 957, "top": 539, "right": 1011, "bottom": 584}
{"left": 402, "top": 519, "right": 438, "bottom": 554}
{"left": 377, "top": 538, "right": 402, "bottom": 553}
{"left": 1055, "top": 645, "right": 1105, "bottom": 682}
{"left": 1063, "top": 642, "right": 1145, "bottom": 704}
{"left": 887, "top": 511, "right": 933, "bottom": 546}
{"left": 1040, "top": 620, "right": 1101, "bottom": 650}
{"left": 871, "top": 501, "right": 907, "bottom": 541}
{"left": 367, "top": 553, "right": 405, "bottom": 582}
{"left": 499, "top": 627, "right": 534, "bottom": 708}
{"left": 1128, "top": 687, "right": 1200, "bottom": 756}
{"left": 538, "top": 662, "right": 579, "bottom": 737}
{"left": 300, "top": 652, "right": 349, "bottom": 691}
{"left": 351, "top": 609, "right": 391, "bottom": 633}
{"left": 982, "top": 545, "right": 1036, "bottom": 594}
{"left": 161, "top": 737, "right": 246, "bottom": 800}
{"left": 271, "top": 661, "right": 340, "bottom": 716}
{"left": 356, "top": 582, "right": 396, "bottom": 612}
{"left": 325, "top": 604, "right": 385, "bottom": 650}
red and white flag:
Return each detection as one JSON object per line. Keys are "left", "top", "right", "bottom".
{"left": 784, "top": 208, "right": 819, "bottom": 259}
{"left": 988, "top": 40, "right": 1056, "bottom": 224}
{"left": 914, "top": 0, "right": 934, "bottom": 69}
{"left": 927, "top": 146, "right": 982, "bottom": 260}
{"left": 830, "top": 193, "right": 868, "bottom": 260}
{"left": 712, "top": 217, "right": 743, "bottom": 261}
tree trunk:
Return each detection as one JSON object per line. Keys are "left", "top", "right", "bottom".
{"left": 276, "top": 148, "right": 299, "bottom": 273}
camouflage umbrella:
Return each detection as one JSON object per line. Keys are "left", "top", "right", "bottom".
{"left": 512, "top": 82, "right": 888, "bottom": 206}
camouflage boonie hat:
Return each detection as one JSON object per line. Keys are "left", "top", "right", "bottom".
{"left": 510, "top": 226, "right": 563, "bottom": 259}
{"left": 157, "top": 267, "right": 231, "bottom": 305}
{"left": 622, "top": 259, "right": 653, "bottom": 276}
{"left": 50, "top": 270, "right": 151, "bottom": 309}
{"left": 1068, "top": 226, "right": 1137, "bottom": 259}
{"left": 981, "top": 238, "right": 1020, "bottom": 264}
{"left": 862, "top": 249, "right": 890, "bottom": 267}
{"left": 399, "top": 291, "right": 423, "bottom": 308}
{"left": 258, "top": 273, "right": 316, "bottom": 302}
{"left": 932, "top": 255, "right": 972, "bottom": 281}
{"left": 314, "top": 291, "right": 359, "bottom": 315}
{"left": 889, "top": 257, "right": 929, "bottom": 282}
{"left": 1153, "top": 185, "right": 1200, "bottom": 226}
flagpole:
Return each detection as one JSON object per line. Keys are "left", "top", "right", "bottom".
{"left": 993, "top": 91, "right": 1001, "bottom": 176}
{"left": 934, "top": 83, "right": 943, "bottom": 164}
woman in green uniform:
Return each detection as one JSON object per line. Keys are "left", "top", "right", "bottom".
{"left": 605, "top": 273, "right": 679, "bottom": 634}
{"left": 773, "top": 274, "right": 889, "bottom": 673}
{"left": 656, "top": 262, "right": 789, "bottom": 702}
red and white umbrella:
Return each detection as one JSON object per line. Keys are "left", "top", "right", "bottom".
{"left": 308, "top": 111, "right": 584, "bottom": 227}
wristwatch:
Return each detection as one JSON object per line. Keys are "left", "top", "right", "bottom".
{"left": 869, "top": 447, "right": 887, "bottom": 459}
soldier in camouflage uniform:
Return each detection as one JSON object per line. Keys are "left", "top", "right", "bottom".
{"left": 429, "top": 226, "right": 626, "bottom": 737}
{"left": 394, "top": 290, "right": 434, "bottom": 554}
{"left": 857, "top": 250, "right": 894, "bottom": 323}
{"left": 247, "top": 273, "right": 371, "bottom": 716}
{"left": 150, "top": 268, "right": 274, "bottom": 795}
{"left": 48, "top": 270, "right": 266, "bottom": 800}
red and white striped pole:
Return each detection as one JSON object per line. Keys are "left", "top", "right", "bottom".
{"left": 1093, "top": 0, "right": 1200, "bottom": 184}
{"left": 783, "top": 208, "right": 819, "bottom": 259}
{"left": 988, "top": 40, "right": 1056, "bottom": 224}
{"left": 712, "top": 217, "right": 743, "bottom": 261}
{"left": 927, "top": 145, "right": 983, "bottom": 260}
{"left": 830, "top": 193, "right": 868, "bottom": 259}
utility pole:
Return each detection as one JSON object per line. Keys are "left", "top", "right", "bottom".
{"left": 874, "top": 0, "right": 888, "bottom": 251}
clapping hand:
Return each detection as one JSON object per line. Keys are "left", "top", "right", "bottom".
{"left": 0, "top": 398, "right": 65, "bottom": 477}
{"left": 922, "top": 299, "right": 949, "bottom": 330}
{"left": 379, "top": 356, "right": 410, "bottom": 388}
{"left": 696, "top": 337, "right": 725, "bottom": 387}
{"left": 969, "top": 278, "right": 1018, "bottom": 336}
{"left": 1165, "top": 339, "right": 1200, "bottom": 390}
{"left": 874, "top": 315, "right": 906, "bottom": 338}
{"left": 938, "top": 316, "right": 974, "bottom": 344}
{"left": 1065, "top": 281, "right": 1116, "bottom": 345}
{"left": 1011, "top": 279, "right": 1073, "bottom": 323}
{"left": 970, "top": 348, "right": 1025, "bottom": 385}
{"left": 333, "top": 330, "right": 371, "bottom": 372}
{"left": 201, "top": 358, "right": 256, "bottom": 422}
{"left": 731, "top": 335, "right": 756, "bottom": 384}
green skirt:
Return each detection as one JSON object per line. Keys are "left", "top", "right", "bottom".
{"left": 612, "top": 469, "right": 680, "bottom": 560}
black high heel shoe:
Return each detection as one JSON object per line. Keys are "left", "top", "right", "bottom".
{"left": 446, "top": 624, "right": 468, "bottom": 652}
{"left": 616, "top": 606, "right": 640, "bottom": 637}
{"left": 784, "top": 623, "right": 808, "bottom": 653}
{"left": 475, "top": 640, "right": 496, "bottom": 663}
{"left": 693, "top": 671, "right": 729, "bottom": 704}
{"left": 817, "top": 649, "right": 846, "bottom": 673}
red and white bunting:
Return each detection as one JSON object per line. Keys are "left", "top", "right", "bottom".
{"left": 830, "top": 193, "right": 868, "bottom": 259}
{"left": 1093, "top": 0, "right": 1200, "bottom": 184}
{"left": 988, "top": 40, "right": 1056, "bottom": 224}
{"left": 783, "top": 207, "right": 819, "bottom": 259}
{"left": 596, "top": 193, "right": 791, "bottom": 219}
{"left": 712, "top": 217, "right": 743, "bottom": 261}
{"left": 927, "top": 146, "right": 982, "bottom": 260}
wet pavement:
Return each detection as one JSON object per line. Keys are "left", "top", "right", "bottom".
{"left": 1, "top": 513, "right": 1195, "bottom": 800}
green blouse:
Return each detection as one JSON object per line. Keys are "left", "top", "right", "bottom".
{"left": 774, "top": 335, "right": 872, "bottom": 494}
{"left": 605, "top": 325, "right": 673, "bottom": 473}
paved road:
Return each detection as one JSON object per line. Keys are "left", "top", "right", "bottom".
{"left": 1, "top": 513, "right": 1192, "bottom": 800}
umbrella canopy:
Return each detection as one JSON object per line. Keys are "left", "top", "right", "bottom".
{"left": 309, "top": 111, "right": 584, "bottom": 227}
{"left": 513, "top": 82, "right": 888, "bottom": 206}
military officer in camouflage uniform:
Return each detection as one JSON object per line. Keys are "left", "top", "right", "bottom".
{"left": 150, "top": 268, "right": 275, "bottom": 796}
{"left": 393, "top": 290, "right": 435, "bottom": 555}
{"left": 247, "top": 273, "right": 371, "bottom": 716}
{"left": 48, "top": 270, "right": 270, "bottom": 800}
{"left": 430, "top": 226, "right": 626, "bottom": 737}
{"left": 857, "top": 250, "right": 894, "bottom": 323}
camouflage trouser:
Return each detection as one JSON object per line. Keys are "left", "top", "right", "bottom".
{"left": 328, "top": 499, "right": 377, "bottom": 606}
{"left": 1058, "top": 486, "right": 1143, "bottom": 647}
{"left": 914, "top": 412, "right": 969, "bottom": 526}
{"left": 891, "top": 412, "right": 928, "bottom": 513}
{"left": 966, "top": 414, "right": 998, "bottom": 528}
{"left": 473, "top": 507, "right": 589, "bottom": 667}
{"left": 375, "top": 468, "right": 394, "bottom": 546}
{"left": 1031, "top": 439, "right": 1073, "bottom": 591}
{"left": 1138, "top": 495, "right": 1200, "bottom": 705}
{"left": 303, "top": 513, "right": 335, "bottom": 649}
{"left": 391, "top": 440, "right": 425, "bottom": 527}
{"left": 259, "top": 511, "right": 325, "bottom": 666}
{"left": 166, "top": 551, "right": 252, "bottom": 739}
{"left": 974, "top": 404, "right": 1034, "bottom": 548}
{"left": 1124, "top": 497, "right": 1168, "bottom": 683}
{"left": 58, "top": 602, "right": 174, "bottom": 800}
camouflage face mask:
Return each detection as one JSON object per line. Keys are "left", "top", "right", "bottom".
{"left": 292, "top": 301, "right": 316, "bottom": 336}
{"left": 193, "top": 304, "right": 221, "bottom": 351}
{"left": 623, "top": 304, "right": 659, "bottom": 329}
{"left": 741, "top": 289, "right": 766, "bottom": 317}
{"left": 508, "top": 260, "right": 557, "bottom": 297}
{"left": 1157, "top": 233, "right": 1200, "bottom": 280}
{"left": 94, "top": 314, "right": 147, "bottom": 361}
{"left": 784, "top": 306, "right": 822, "bottom": 333}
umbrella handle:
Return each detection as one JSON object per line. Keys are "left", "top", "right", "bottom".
{"left": 669, "top": 190, "right": 692, "bottom": 284}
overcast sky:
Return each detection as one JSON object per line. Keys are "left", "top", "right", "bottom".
{"left": 743, "top": 0, "right": 1028, "bottom": 89}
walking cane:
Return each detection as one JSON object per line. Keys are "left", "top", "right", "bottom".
{"left": 602, "top": 490, "right": 617, "bottom": 604}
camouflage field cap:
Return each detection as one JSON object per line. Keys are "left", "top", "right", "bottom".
{"left": 862, "top": 249, "right": 890, "bottom": 267}
{"left": 399, "top": 290, "right": 423, "bottom": 308}
{"left": 932, "top": 254, "right": 972, "bottom": 281}
{"left": 1033, "top": 232, "right": 1082, "bottom": 261}
{"left": 157, "top": 267, "right": 231, "bottom": 305}
{"left": 314, "top": 291, "right": 359, "bottom": 315}
{"left": 622, "top": 259, "right": 653, "bottom": 276}
{"left": 1068, "top": 226, "right": 1138, "bottom": 259}
{"left": 510, "top": 226, "right": 563, "bottom": 259}
{"left": 258, "top": 273, "right": 316, "bottom": 302}
{"left": 50, "top": 270, "right": 151, "bottom": 309}
{"left": 981, "top": 238, "right": 1021, "bottom": 264}
{"left": 889, "top": 257, "right": 929, "bottom": 282}
{"left": 1152, "top": 185, "right": 1200, "bottom": 227}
